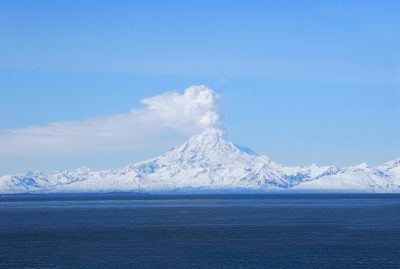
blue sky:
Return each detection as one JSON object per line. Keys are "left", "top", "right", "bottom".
{"left": 0, "top": 0, "right": 399, "bottom": 174}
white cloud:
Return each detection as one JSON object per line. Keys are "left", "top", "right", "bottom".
{"left": 0, "top": 85, "right": 219, "bottom": 157}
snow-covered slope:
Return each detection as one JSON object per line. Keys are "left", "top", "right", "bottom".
{"left": 1, "top": 128, "right": 399, "bottom": 194}
{"left": 293, "top": 161, "right": 400, "bottom": 193}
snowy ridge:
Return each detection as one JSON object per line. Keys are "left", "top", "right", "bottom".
{"left": 1, "top": 128, "right": 399, "bottom": 194}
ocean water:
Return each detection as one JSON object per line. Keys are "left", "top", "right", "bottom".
{"left": 0, "top": 194, "right": 399, "bottom": 269}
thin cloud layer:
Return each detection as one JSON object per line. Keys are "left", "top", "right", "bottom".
{"left": 0, "top": 85, "right": 219, "bottom": 157}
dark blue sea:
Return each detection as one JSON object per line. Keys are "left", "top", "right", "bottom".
{"left": 0, "top": 194, "right": 399, "bottom": 269}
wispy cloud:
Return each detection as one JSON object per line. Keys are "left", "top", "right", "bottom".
{"left": 0, "top": 85, "right": 219, "bottom": 157}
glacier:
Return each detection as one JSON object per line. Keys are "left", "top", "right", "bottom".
{"left": 1, "top": 128, "right": 399, "bottom": 194}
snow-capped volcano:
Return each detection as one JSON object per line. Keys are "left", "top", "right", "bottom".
{"left": 1, "top": 128, "right": 399, "bottom": 194}
{"left": 128, "top": 128, "right": 291, "bottom": 190}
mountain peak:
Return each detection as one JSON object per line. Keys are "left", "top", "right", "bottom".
{"left": 185, "top": 128, "right": 226, "bottom": 148}
{"left": 147, "top": 127, "right": 260, "bottom": 169}
{"left": 382, "top": 157, "right": 400, "bottom": 168}
{"left": 390, "top": 157, "right": 400, "bottom": 165}
{"left": 177, "top": 128, "right": 235, "bottom": 159}
{"left": 195, "top": 127, "right": 225, "bottom": 138}
{"left": 353, "top": 162, "right": 369, "bottom": 170}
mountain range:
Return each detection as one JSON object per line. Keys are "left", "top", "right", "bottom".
{"left": 1, "top": 128, "right": 399, "bottom": 194}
